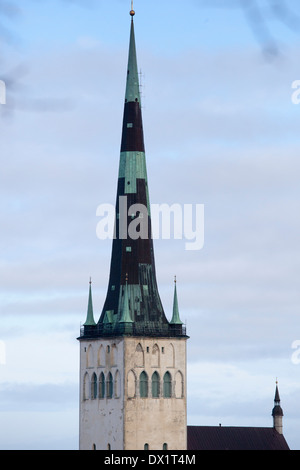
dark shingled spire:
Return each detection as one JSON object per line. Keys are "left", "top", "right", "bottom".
{"left": 272, "top": 382, "right": 284, "bottom": 418}
{"left": 81, "top": 10, "right": 186, "bottom": 339}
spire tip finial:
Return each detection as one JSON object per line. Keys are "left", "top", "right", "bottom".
{"left": 130, "top": 0, "right": 135, "bottom": 16}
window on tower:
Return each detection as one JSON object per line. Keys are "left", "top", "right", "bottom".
{"left": 163, "top": 371, "right": 172, "bottom": 398}
{"left": 151, "top": 371, "right": 160, "bottom": 398}
{"left": 139, "top": 371, "right": 148, "bottom": 398}
{"left": 106, "top": 372, "right": 113, "bottom": 398}
{"left": 83, "top": 372, "right": 89, "bottom": 400}
{"left": 99, "top": 372, "right": 105, "bottom": 399}
{"left": 91, "top": 373, "right": 97, "bottom": 400}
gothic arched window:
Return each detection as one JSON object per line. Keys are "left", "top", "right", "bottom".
{"left": 91, "top": 372, "right": 97, "bottom": 400}
{"left": 106, "top": 372, "right": 113, "bottom": 398}
{"left": 175, "top": 370, "right": 184, "bottom": 398}
{"left": 140, "top": 371, "right": 148, "bottom": 398}
{"left": 99, "top": 372, "right": 105, "bottom": 399}
{"left": 151, "top": 371, "right": 160, "bottom": 398}
{"left": 114, "top": 370, "right": 120, "bottom": 398}
{"left": 83, "top": 372, "right": 89, "bottom": 400}
{"left": 163, "top": 371, "right": 172, "bottom": 398}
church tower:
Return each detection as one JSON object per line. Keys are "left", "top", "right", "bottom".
{"left": 272, "top": 381, "right": 284, "bottom": 435}
{"left": 78, "top": 7, "right": 188, "bottom": 451}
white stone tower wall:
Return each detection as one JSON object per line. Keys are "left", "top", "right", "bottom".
{"left": 79, "top": 335, "right": 187, "bottom": 450}
{"left": 79, "top": 338, "right": 125, "bottom": 450}
{"left": 123, "top": 336, "right": 187, "bottom": 450}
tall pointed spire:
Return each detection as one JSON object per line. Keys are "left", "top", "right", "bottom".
{"left": 272, "top": 379, "right": 284, "bottom": 435}
{"left": 81, "top": 7, "right": 186, "bottom": 339}
{"left": 83, "top": 278, "right": 96, "bottom": 326}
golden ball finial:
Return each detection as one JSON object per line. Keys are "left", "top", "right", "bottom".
{"left": 130, "top": 0, "right": 135, "bottom": 16}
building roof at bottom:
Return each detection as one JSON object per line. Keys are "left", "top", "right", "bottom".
{"left": 187, "top": 426, "right": 290, "bottom": 450}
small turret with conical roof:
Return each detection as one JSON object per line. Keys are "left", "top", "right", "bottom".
{"left": 83, "top": 278, "right": 96, "bottom": 327}
{"left": 272, "top": 380, "right": 284, "bottom": 435}
{"left": 170, "top": 276, "right": 183, "bottom": 325}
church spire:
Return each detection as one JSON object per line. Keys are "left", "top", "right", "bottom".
{"left": 272, "top": 379, "right": 284, "bottom": 435}
{"left": 81, "top": 6, "right": 186, "bottom": 339}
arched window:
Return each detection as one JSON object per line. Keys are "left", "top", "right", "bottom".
{"left": 98, "top": 345, "right": 105, "bottom": 367}
{"left": 91, "top": 372, "right": 97, "bottom": 399}
{"left": 175, "top": 371, "right": 184, "bottom": 398}
{"left": 86, "top": 344, "right": 94, "bottom": 368}
{"left": 127, "top": 369, "right": 136, "bottom": 398}
{"left": 151, "top": 371, "right": 160, "bottom": 398}
{"left": 140, "top": 371, "right": 148, "bottom": 398}
{"left": 166, "top": 343, "right": 175, "bottom": 368}
{"left": 163, "top": 443, "right": 168, "bottom": 450}
{"left": 106, "top": 372, "right": 113, "bottom": 398}
{"left": 99, "top": 372, "right": 105, "bottom": 399}
{"left": 144, "top": 443, "right": 149, "bottom": 450}
{"left": 151, "top": 344, "right": 159, "bottom": 367}
{"left": 111, "top": 344, "right": 117, "bottom": 366}
{"left": 114, "top": 370, "right": 120, "bottom": 398}
{"left": 83, "top": 372, "right": 89, "bottom": 400}
{"left": 163, "top": 371, "right": 172, "bottom": 398}
{"left": 135, "top": 343, "right": 144, "bottom": 367}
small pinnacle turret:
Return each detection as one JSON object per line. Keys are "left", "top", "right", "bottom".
{"left": 83, "top": 279, "right": 96, "bottom": 327}
{"left": 170, "top": 277, "right": 183, "bottom": 325}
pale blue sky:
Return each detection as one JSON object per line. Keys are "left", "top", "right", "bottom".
{"left": 1, "top": 0, "right": 300, "bottom": 450}
{"left": 5, "top": 0, "right": 300, "bottom": 52}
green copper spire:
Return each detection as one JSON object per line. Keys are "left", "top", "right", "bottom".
{"left": 83, "top": 279, "right": 96, "bottom": 326}
{"left": 170, "top": 277, "right": 183, "bottom": 325}
{"left": 80, "top": 6, "right": 186, "bottom": 340}
{"left": 125, "top": 13, "right": 141, "bottom": 104}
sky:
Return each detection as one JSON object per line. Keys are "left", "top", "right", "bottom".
{"left": 0, "top": 0, "right": 300, "bottom": 450}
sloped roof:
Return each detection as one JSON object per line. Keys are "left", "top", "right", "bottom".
{"left": 187, "top": 426, "right": 289, "bottom": 450}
